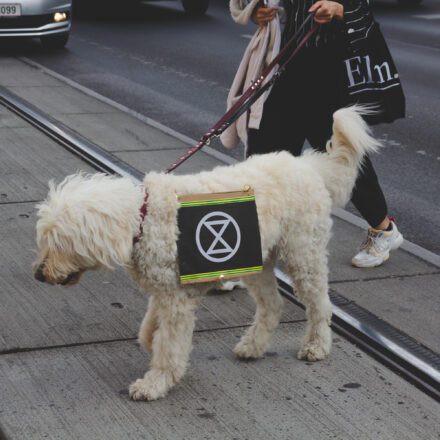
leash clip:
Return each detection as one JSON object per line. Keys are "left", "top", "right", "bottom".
{"left": 205, "top": 131, "right": 220, "bottom": 146}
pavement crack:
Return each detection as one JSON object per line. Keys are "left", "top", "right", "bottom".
{"left": 0, "top": 337, "right": 138, "bottom": 356}
{"left": 0, "top": 199, "right": 42, "bottom": 206}
{"left": 194, "top": 319, "right": 306, "bottom": 335}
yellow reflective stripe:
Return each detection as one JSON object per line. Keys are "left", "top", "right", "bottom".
{"left": 181, "top": 266, "right": 263, "bottom": 281}
{"left": 180, "top": 196, "right": 255, "bottom": 207}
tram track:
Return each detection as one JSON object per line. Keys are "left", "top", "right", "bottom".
{"left": 1, "top": 85, "right": 439, "bottom": 402}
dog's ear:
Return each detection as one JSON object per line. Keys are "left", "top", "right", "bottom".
{"left": 36, "top": 173, "right": 141, "bottom": 270}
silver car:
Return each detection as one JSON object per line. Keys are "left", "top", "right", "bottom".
{"left": 0, "top": 0, "right": 71, "bottom": 48}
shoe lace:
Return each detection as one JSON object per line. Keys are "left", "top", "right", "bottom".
{"left": 359, "top": 230, "right": 382, "bottom": 253}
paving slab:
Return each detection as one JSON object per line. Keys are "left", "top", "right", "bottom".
{"left": 0, "top": 105, "right": 27, "bottom": 129}
{"left": 1, "top": 324, "right": 438, "bottom": 440}
{"left": 116, "top": 148, "right": 224, "bottom": 174}
{"left": 0, "top": 126, "right": 95, "bottom": 203}
{"left": 0, "top": 58, "right": 61, "bottom": 87}
{"left": 54, "top": 112, "right": 185, "bottom": 152}
{"left": 8, "top": 85, "right": 116, "bottom": 115}
{"left": 332, "top": 273, "right": 440, "bottom": 353}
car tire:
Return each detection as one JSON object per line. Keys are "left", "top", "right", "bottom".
{"left": 182, "top": 0, "right": 209, "bottom": 15}
{"left": 40, "top": 33, "right": 69, "bottom": 50}
{"left": 397, "top": 0, "right": 422, "bottom": 5}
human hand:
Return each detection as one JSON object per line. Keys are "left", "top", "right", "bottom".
{"left": 309, "top": 1, "right": 344, "bottom": 24}
{"left": 252, "top": 6, "right": 277, "bottom": 27}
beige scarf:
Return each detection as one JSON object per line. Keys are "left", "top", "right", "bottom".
{"left": 220, "top": 0, "right": 283, "bottom": 152}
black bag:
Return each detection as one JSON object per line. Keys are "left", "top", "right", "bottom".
{"left": 341, "top": 8, "right": 405, "bottom": 125}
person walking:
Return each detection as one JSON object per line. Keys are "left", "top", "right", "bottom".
{"left": 224, "top": 0, "right": 405, "bottom": 268}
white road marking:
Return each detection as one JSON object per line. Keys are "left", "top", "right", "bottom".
{"left": 241, "top": 34, "right": 253, "bottom": 39}
{"left": 388, "top": 140, "right": 402, "bottom": 147}
{"left": 412, "top": 13, "right": 440, "bottom": 20}
{"left": 387, "top": 38, "right": 440, "bottom": 53}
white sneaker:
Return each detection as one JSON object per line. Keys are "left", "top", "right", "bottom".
{"left": 217, "top": 279, "right": 246, "bottom": 291}
{"left": 352, "top": 219, "right": 404, "bottom": 268}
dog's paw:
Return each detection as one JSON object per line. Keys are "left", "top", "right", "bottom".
{"left": 234, "top": 339, "right": 265, "bottom": 359}
{"left": 129, "top": 370, "right": 173, "bottom": 401}
{"left": 297, "top": 342, "right": 329, "bottom": 362}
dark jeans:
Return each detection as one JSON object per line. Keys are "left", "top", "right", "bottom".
{"left": 247, "top": 45, "right": 387, "bottom": 228}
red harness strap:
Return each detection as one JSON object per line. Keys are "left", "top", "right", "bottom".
{"left": 133, "top": 192, "right": 149, "bottom": 244}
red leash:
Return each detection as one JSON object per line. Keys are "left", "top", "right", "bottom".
{"left": 133, "top": 14, "right": 319, "bottom": 244}
{"left": 165, "top": 14, "right": 318, "bottom": 174}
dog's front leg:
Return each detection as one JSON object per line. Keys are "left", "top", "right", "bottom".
{"left": 129, "top": 293, "right": 200, "bottom": 401}
{"left": 138, "top": 296, "right": 159, "bottom": 354}
{"left": 234, "top": 260, "right": 282, "bottom": 359}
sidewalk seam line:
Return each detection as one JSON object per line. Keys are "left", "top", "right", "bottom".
{"left": 0, "top": 319, "right": 307, "bottom": 356}
{"left": 0, "top": 200, "right": 42, "bottom": 206}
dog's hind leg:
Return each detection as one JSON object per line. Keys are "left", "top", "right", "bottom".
{"left": 284, "top": 237, "right": 332, "bottom": 362}
{"left": 234, "top": 259, "right": 283, "bottom": 359}
{"left": 138, "top": 296, "right": 159, "bottom": 354}
{"left": 129, "top": 293, "right": 200, "bottom": 401}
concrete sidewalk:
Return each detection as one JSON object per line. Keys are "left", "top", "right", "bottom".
{"left": 0, "top": 57, "right": 439, "bottom": 439}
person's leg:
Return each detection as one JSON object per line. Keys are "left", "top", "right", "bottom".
{"left": 351, "top": 156, "right": 388, "bottom": 228}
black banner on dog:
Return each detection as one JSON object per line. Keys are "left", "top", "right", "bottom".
{"left": 177, "top": 190, "right": 263, "bottom": 284}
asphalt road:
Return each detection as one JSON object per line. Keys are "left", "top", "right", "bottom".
{"left": 1, "top": 0, "right": 439, "bottom": 253}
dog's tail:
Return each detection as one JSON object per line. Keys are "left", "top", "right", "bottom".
{"left": 305, "top": 105, "right": 381, "bottom": 208}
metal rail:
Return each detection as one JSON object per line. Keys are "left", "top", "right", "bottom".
{"left": 1, "top": 86, "right": 439, "bottom": 402}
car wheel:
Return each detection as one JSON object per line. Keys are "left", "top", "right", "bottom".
{"left": 182, "top": 0, "right": 209, "bottom": 15}
{"left": 40, "top": 33, "right": 69, "bottom": 50}
{"left": 397, "top": 0, "right": 422, "bottom": 5}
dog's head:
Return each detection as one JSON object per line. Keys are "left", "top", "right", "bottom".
{"left": 33, "top": 173, "right": 142, "bottom": 288}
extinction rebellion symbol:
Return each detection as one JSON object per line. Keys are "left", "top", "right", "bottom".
{"left": 176, "top": 190, "right": 263, "bottom": 284}
{"left": 195, "top": 211, "right": 241, "bottom": 263}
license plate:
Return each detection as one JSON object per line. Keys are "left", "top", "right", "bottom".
{"left": 0, "top": 3, "right": 21, "bottom": 17}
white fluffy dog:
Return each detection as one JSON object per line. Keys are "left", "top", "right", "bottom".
{"left": 33, "top": 106, "right": 379, "bottom": 401}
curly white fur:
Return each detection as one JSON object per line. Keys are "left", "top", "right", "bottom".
{"left": 33, "top": 106, "right": 379, "bottom": 400}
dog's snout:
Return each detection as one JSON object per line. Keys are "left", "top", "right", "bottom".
{"left": 34, "top": 265, "right": 46, "bottom": 283}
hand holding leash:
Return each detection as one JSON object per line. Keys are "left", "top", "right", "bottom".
{"left": 309, "top": 1, "right": 344, "bottom": 24}
{"left": 252, "top": 6, "right": 277, "bottom": 26}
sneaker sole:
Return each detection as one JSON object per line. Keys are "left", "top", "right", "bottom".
{"left": 352, "top": 252, "right": 390, "bottom": 268}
